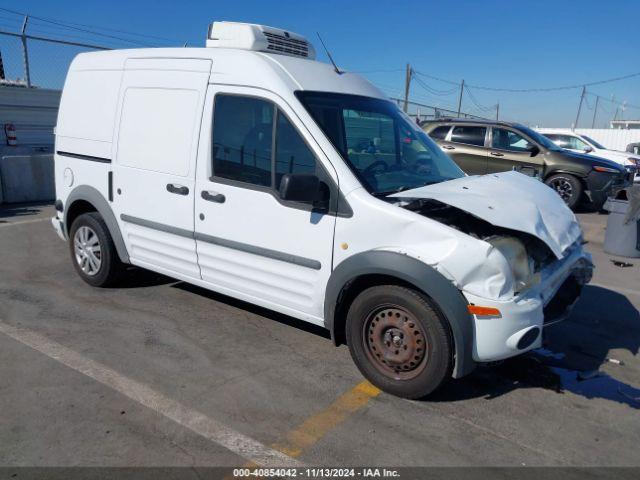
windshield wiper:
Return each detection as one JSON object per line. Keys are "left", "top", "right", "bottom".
{"left": 373, "top": 184, "right": 425, "bottom": 197}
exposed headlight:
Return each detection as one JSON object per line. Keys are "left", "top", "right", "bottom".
{"left": 487, "top": 236, "right": 539, "bottom": 294}
{"left": 628, "top": 157, "right": 640, "bottom": 166}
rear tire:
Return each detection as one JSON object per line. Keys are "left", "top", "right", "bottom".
{"left": 346, "top": 285, "right": 453, "bottom": 399}
{"left": 545, "top": 173, "right": 582, "bottom": 210}
{"left": 69, "top": 212, "right": 124, "bottom": 287}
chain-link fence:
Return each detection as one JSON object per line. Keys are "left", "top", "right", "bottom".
{"left": 0, "top": 27, "right": 108, "bottom": 89}
{"left": 390, "top": 98, "right": 489, "bottom": 124}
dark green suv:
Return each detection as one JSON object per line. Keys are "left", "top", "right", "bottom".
{"left": 423, "top": 119, "right": 630, "bottom": 210}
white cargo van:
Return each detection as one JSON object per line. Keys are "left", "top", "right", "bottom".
{"left": 52, "top": 22, "right": 593, "bottom": 398}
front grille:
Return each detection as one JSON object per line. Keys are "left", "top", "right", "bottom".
{"left": 543, "top": 275, "right": 582, "bottom": 324}
{"left": 624, "top": 165, "right": 637, "bottom": 183}
{"left": 263, "top": 31, "right": 310, "bottom": 57}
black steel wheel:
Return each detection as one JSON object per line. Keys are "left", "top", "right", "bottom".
{"left": 346, "top": 285, "right": 453, "bottom": 399}
{"left": 363, "top": 305, "right": 428, "bottom": 380}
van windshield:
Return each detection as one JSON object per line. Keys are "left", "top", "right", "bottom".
{"left": 296, "top": 91, "right": 464, "bottom": 196}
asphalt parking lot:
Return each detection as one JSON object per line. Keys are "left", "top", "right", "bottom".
{"left": 0, "top": 202, "right": 639, "bottom": 469}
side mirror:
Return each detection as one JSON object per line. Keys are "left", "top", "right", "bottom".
{"left": 527, "top": 144, "right": 540, "bottom": 157}
{"left": 583, "top": 146, "right": 593, "bottom": 153}
{"left": 279, "top": 173, "right": 322, "bottom": 204}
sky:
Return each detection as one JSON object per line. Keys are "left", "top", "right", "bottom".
{"left": 3, "top": 0, "right": 640, "bottom": 127}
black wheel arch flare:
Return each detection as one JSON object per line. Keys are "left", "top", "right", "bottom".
{"left": 325, "top": 250, "right": 476, "bottom": 379}
{"left": 64, "top": 185, "right": 130, "bottom": 264}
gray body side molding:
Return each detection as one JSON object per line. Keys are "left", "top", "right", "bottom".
{"left": 64, "top": 185, "right": 130, "bottom": 263}
{"left": 324, "top": 251, "right": 475, "bottom": 378}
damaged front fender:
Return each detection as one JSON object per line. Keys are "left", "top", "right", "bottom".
{"left": 324, "top": 249, "right": 477, "bottom": 378}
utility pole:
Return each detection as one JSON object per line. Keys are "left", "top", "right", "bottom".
{"left": 457, "top": 79, "right": 465, "bottom": 118}
{"left": 402, "top": 63, "right": 412, "bottom": 113}
{"left": 591, "top": 95, "right": 599, "bottom": 128}
{"left": 20, "top": 15, "right": 31, "bottom": 87}
{"left": 574, "top": 86, "right": 586, "bottom": 130}
{"left": 496, "top": 102, "right": 500, "bottom": 121}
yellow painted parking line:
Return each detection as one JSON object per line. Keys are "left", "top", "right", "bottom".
{"left": 272, "top": 380, "right": 381, "bottom": 458}
{"left": 224, "top": 380, "right": 381, "bottom": 478}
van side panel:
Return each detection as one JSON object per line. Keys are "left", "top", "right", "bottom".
{"left": 55, "top": 67, "right": 123, "bottom": 241}
{"left": 56, "top": 69, "right": 122, "bottom": 155}
{"left": 111, "top": 61, "right": 211, "bottom": 280}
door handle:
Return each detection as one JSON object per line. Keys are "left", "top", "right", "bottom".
{"left": 201, "top": 190, "right": 226, "bottom": 203}
{"left": 441, "top": 145, "right": 455, "bottom": 150}
{"left": 490, "top": 152, "right": 504, "bottom": 157}
{"left": 166, "top": 183, "right": 189, "bottom": 195}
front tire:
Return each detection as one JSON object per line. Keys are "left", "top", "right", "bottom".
{"left": 69, "top": 212, "right": 124, "bottom": 287}
{"left": 545, "top": 173, "right": 582, "bottom": 210}
{"left": 346, "top": 285, "right": 453, "bottom": 399}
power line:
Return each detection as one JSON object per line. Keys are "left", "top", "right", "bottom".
{"left": 414, "top": 69, "right": 640, "bottom": 93}
{"left": 0, "top": 6, "right": 179, "bottom": 47}
{"left": 586, "top": 90, "right": 640, "bottom": 111}
{"left": 464, "top": 87, "right": 496, "bottom": 112}
{"left": 22, "top": 28, "right": 135, "bottom": 49}
{"left": 353, "top": 67, "right": 405, "bottom": 74}
{"left": 412, "top": 75, "right": 458, "bottom": 96}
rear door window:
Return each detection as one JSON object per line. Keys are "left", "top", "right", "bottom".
{"left": 567, "top": 136, "right": 589, "bottom": 150}
{"left": 450, "top": 126, "right": 487, "bottom": 147}
{"left": 543, "top": 134, "right": 566, "bottom": 148}
{"left": 428, "top": 125, "right": 451, "bottom": 140}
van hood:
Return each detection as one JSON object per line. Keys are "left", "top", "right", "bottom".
{"left": 390, "top": 171, "right": 582, "bottom": 259}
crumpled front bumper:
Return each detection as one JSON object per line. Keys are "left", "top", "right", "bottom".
{"left": 463, "top": 245, "right": 593, "bottom": 362}
{"left": 586, "top": 170, "right": 632, "bottom": 208}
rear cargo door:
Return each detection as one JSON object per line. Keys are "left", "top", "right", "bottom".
{"left": 441, "top": 125, "right": 488, "bottom": 175}
{"left": 112, "top": 58, "right": 212, "bottom": 279}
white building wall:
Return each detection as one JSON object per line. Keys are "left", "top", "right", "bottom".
{"left": 0, "top": 86, "right": 60, "bottom": 152}
{"left": 536, "top": 127, "right": 640, "bottom": 152}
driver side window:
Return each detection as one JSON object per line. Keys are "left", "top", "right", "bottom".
{"left": 212, "top": 94, "right": 320, "bottom": 194}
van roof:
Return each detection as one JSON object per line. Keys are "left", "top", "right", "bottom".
{"left": 68, "top": 47, "right": 385, "bottom": 99}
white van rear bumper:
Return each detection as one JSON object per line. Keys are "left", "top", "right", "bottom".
{"left": 51, "top": 216, "right": 66, "bottom": 241}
